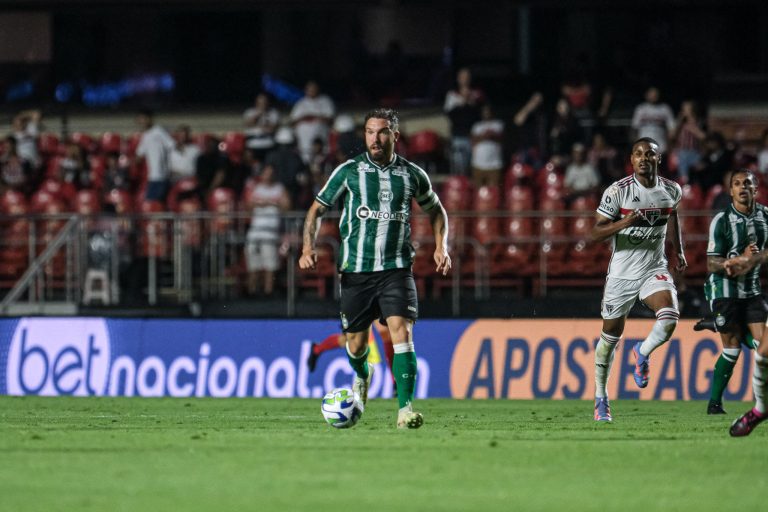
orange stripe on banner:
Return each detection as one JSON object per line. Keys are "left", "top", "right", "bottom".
{"left": 449, "top": 319, "right": 753, "bottom": 401}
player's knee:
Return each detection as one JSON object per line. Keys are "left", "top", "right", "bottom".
{"left": 656, "top": 307, "right": 679, "bottom": 340}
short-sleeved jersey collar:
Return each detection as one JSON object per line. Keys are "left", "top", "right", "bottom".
{"left": 364, "top": 152, "right": 397, "bottom": 171}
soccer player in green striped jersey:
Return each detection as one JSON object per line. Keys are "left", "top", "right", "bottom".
{"left": 299, "top": 108, "right": 451, "bottom": 429}
{"left": 704, "top": 169, "right": 767, "bottom": 415}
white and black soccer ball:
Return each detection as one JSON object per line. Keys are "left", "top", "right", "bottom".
{"left": 321, "top": 388, "right": 364, "bottom": 428}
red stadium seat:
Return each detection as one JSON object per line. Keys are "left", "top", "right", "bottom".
{"left": 222, "top": 132, "right": 246, "bottom": 164}
{"left": 75, "top": 189, "right": 101, "bottom": 215}
{"left": 38, "top": 132, "right": 60, "bottom": 157}
{"left": 505, "top": 185, "right": 534, "bottom": 212}
{"left": 125, "top": 133, "right": 143, "bottom": 157}
{"left": 69, "top": 132, "right": 96, "bottom": 152}
{"left": 504, "top": 162, "right": 535, "bottom": 189}
{"left": 100, "top": 132, "right": 123, "bottom": 154}
{"left": 407, "top": 130, "right": 442, "bottom": 157}
{"left": 38, "top": 178, "right": 77, "bottom": 209}
{"left": 167, "top": 177, "right": 200, "bottom": 212}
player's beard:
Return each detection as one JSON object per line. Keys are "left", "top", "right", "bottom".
{"left": 368, "top": 143, "right": 389, "bottom": 164}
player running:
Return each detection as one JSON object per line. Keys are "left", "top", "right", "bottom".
{"left": 591, "top": 137, "right": 687, "bottom": 422}
{"left": 299, "top": 108, "right": 451, "bottom": 429}
{"left": 721, "top": 224, "right": 768, "bottom": 436}
{"left": 704, "top": 169, "right": 766, "bottom": 415}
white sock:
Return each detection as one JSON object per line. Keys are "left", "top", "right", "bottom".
{"left": 595, "top": 331, "right": 620, "bottom": 398}
{"left": 754, "top": 353, "right": 768, "bottom": 414}
{"left": 393, "top": 341, "right": 415, "bottom": 354}
{"left": 722, "top": 347, "right": 741, "bottom": 363}
{"left": 639, "top": 307, "right": 679, "bottom": 357}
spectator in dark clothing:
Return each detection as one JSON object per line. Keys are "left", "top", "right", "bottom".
{"left": 444, "top": 67, "right": 484, "bottom": 175}
{"left": 195, "top": 136, "right": 228, "bottom": 197}
{"left": 691, "top": 132, "right": 733, "bottom": 192}
{"left": 710, "top": 170, "right": 733, "bottom": 212}
{"left": 264, "top": 126, "right": 307, "bottom": 208}
{"left": 102, "top": 152, "right": 132, "bottom": 195}
{"left": 548, "top": 98, "right": 582, "bottom": 160}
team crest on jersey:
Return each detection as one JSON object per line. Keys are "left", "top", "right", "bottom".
{"left": 357, "top": 162, "right": 375, "bottom": 173}
{"left": 641, "top": 208, "right": 661, "bottom": 224}
{"left": 379, "top": 190, "right": 393, "bottom": 202}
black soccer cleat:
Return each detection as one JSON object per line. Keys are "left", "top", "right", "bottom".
{"left": 693, "top": 317, "right": 716, "bottom": 332}
{"left": 707, "top": 401, "right": 727, "bottom": 415}
{"left": 307, "top": 343, "right": 320, "bottom": 372}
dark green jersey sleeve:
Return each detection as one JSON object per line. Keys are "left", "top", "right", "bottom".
{"left": 316, "top": 160, "right": 352, "bottom": 207}
{"left": 412, "top": 163, "right": 439, "bottom": 211}
{"left": 707, "top": 211, "right": 727, "bottom": 257}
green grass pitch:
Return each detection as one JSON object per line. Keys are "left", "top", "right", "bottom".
{"left": 1, "top": 396, "right": 766, "bottom": 512}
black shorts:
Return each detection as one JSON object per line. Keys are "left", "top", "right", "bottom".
{"left": 339, "top": 268, "right": 418, "bottom": 333}
{"left": 710, "top": 296, "right": 768, "bottom": 333}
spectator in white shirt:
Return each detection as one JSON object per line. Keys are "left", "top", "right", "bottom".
{"left": 290, "top": 80, "right": 335, "bottom": 164}
{"left": 169, "top": 125, "right": 201, "bottom": 183}
{"left": 244, "top": 92, "right": 280, "bottom": 161}
{"left": 470, "top": 104, "right": 505, "bottom": 188}
{"left": 564, "top": 143, "right": 600, "bottom": 200}
{"left": 631, "top": 87, "right": 675, "bottom": 153}
{"left": 135, "top": 110, "right": 175, "bottom": 202}
{"left": 12, "top": 109, "right": 41, "bottom": 169}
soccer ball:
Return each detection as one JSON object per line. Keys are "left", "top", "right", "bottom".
{"left": 321, "top": 388, "right": 364, "bottom": 428}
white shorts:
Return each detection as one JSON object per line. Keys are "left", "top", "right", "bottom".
{"left": 601, "top": 270, "right": 677, "bottom": 320}
{"left": 245, "top": 240, "right": 280, "bottom": 272}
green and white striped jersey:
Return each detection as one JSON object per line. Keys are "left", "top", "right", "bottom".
{"left": 705, "top": 203, "right": 768, "bottom": 300}
{"left": 316, "top": 152, "right": 440, "bottom": 273}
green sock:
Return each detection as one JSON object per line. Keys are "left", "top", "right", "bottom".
{"left": 347, "top": 345, "right": 369, "bottom": 380}
{"left": 710, "top": 352, "right": 737, "bottom": 403}
{"left": 393, "top": 350, "right": 417, "bottom": 409}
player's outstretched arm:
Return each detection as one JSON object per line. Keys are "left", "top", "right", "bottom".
{"left": 428, "top": 201, "right": 451, "bottom": 275}
{"left": 668, "top": 211, "right": 687, "bottom": 272}
{"left": 590, "top": 211, "right": 641, "bottom": 243}
{"left": 299, "top": 200, "right": 328, "bottom": 270}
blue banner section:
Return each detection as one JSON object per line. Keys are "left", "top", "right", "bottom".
{"left": 0, "top": 318, "right": 751, "bottom": 401}
{"left": 0, "top": 318, "right": 469, "bottom": 398}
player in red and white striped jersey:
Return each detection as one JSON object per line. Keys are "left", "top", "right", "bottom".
{"left": 590, "top": 138, "right": 687, "bottom": 422}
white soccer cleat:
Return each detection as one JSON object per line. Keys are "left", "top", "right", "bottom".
{"left": 352, "top": 365, "right": 374, "bottom": 405}
{"left": 397, "top": 407, "right": 424, "bottom": 429}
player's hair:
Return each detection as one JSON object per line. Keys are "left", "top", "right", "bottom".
{"left": 364, "top": 108, "right": 399, "bottom": 132}
{"left": 730, "top": 168, "right": 757, "bottom": 188}
{"left": 633, "top": 137, "right": 660, "bottom": 151}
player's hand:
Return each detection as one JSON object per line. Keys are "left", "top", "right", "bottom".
{"left": 624, "top": 209, "right": 643, "bottom": 226}
{"left": 742, "top": 243, "right": 759, "bottom": 257}
{"left": 724, "top": 256, "right": 752, "bottom": 277}
{"left": 674, "top": 253, "right": 688, "bottom": 272}
{"left": 299, "top": 250, "right": 317, "bottom": 270}
{"left": 434, "top": 249, "right": 451, "bottom": 276}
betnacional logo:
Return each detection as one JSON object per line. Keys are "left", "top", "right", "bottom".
{"left": 449, "top": 320, "right": 752, "bottom": 401}
{"left": 7, "top": 318, "right": 111, "bottom": 396}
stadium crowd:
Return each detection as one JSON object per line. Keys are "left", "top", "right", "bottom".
{"left": 0, "top": 71, "right": 766, "bottom": 302}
